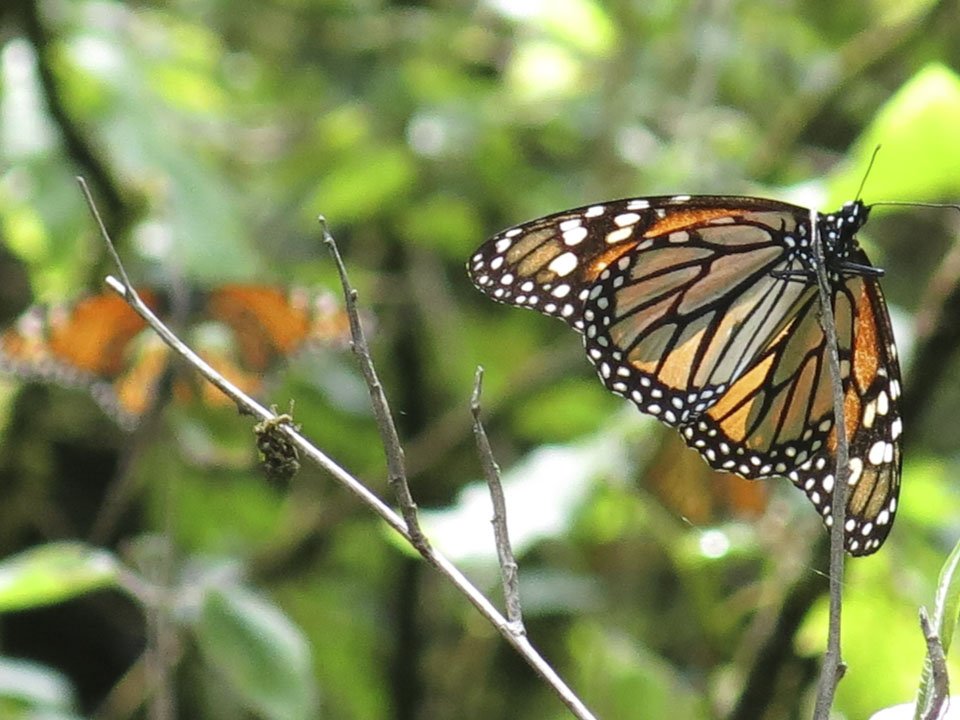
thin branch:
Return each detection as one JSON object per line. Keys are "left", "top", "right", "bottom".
{"left": 319, "top": 217, "right": 427, "bottom": 550}
{"left": 811, "top": 209, "right": 851, "bottom": 718}
{"left": 80, "top": 183, "right": 597, "bottom": 720}
{"left": 919, "top": 607, "right": 950, "bottom": 720}
{"left": 471, "top": 367, "right": 524, "bottom": 630}
{"left": 20, "top": 0, "right": 125, "bottom": 225}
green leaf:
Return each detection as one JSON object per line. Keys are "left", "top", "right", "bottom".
{"left": 514, "top": 379, "right": 613, "bottom": 442}
{"left": 829, "top": 63, "right": 960, "bottom": 203}
{"left": 0, "top": 542, "right": 119, "bottom": 612}
{"left": 399, "top": 194, "right": 483, "bottom": 259}
{"left": 493, "top": 0, "right": 617, "bottom": 56}
{"left": 914, "top": 539, "right": 960, "bottom": 718}
{"left": 930, "top": 541, "right": 960, "bottom": 656}
{"left": 195, "top": 585, "right": 318, "bottom": 720}
{"left": 307, "top": 146, "right": 417, "bottom": 224}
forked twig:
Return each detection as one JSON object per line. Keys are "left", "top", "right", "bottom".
{"left": 810, "top": 209, "right": 851, "bottom": 717}
{"left": 471, "top": 367, "right": 524, "bottom": 630}
{"left": 78, "top": 178, "right": 597, "bottom": 720}
{"left": 319, "top": 217, "right": 426, "bottom": 549}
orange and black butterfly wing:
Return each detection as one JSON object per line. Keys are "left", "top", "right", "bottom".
{"left": 674, "top": 246, "right": 902, "bottom": 555}
{"left": 204, "top": 286, "right": 312, "bottom": 373}
{"left": 579, "top": 201, "right": 813, "bottom": 425}
{"left": 471, "top": 195, "right": 815, "bottom": 430}
{"left": 784, "top": 266, "right": 901, "bottom": 555}
{"left": 204, "top": 285, "right": 351, "bottom": 374}
{"left": 0, "top": 290, "right": 167, "bottom": 427}
{"left": 469, "top": 195, "right": 902, "bottom": 555}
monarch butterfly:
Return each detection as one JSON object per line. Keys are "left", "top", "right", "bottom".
{"left": 467, "top": 195, "right": 902, "bottom": 556}
{"left": 0, "top": 284, "right": 352, "bottom": 429}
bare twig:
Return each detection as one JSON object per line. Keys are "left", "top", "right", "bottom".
{"left": 80, "top": 182, "right": 597, "bottom": 720}
{"left": 811, "top": 209, "right": 851, "bottom": 717}
{"left": 919, "top": 607, "right": 950, "bottom": 720}
{"left": 471, "top": 367, "right": 524, "bottom": 630}
{"left": 319, "top": 217, "right": 427, "bottom": 550}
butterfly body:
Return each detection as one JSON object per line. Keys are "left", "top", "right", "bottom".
{"left": 468, "top": 195, "right": 902, "bottom": 555}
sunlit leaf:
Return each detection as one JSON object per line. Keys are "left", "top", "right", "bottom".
{"left": 567, "top": 620, "right": 707, "bottom": 719}
{"left": 307, "top": 146, "right": 416, "bottom": 224}
{"left": 399, "top": 194, "right": 482, "bottom": 258}
{"left": 829, "top": 64, "right": 960, "bottom": 203}
{"left": 0, "top": 543, "right": 119, "bottom": 612}
{"left": 490, "top": 0, "right": 617, "bottom": 55}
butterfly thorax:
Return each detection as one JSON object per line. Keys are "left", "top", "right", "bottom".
{"left": 816, "top": 200, "right": 876, "bottom": 281}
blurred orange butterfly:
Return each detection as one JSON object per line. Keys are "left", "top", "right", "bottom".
{"left": 0, "top": 284, "right": 352, "bottom": 429}
{"left": 641, "top": 429, "right": 769, "bottom": 527}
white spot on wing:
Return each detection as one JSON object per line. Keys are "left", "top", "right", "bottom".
{"left": 876, "top": 390, "right": 889, "bottom": 416}
{"left": 563, "top": 226, "right": 589, "bottom": 246}
{"left": 890, "top": 417, "right": 902, "bottom": 439}
{"left": 614, "top": 212, "right": 641, "bottom": 227}
{"left": 605, "top": 227, "right": 635, "bottom": 244}
{"left": 548, "top": 252, "right": 579, "bottom": 277}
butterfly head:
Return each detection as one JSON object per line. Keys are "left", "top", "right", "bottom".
{"left": 841, "top": 199, "right": 870, "bottom": 228}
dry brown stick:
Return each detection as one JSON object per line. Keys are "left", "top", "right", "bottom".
{"left": 319, "top": 218, "right": 427, "bottom": 550}
{"left": 471, "top": 367, "right": 523, "bottom": 629}
{"left": 80, "top": 179, "right": 597, "bottom": 720}
{"left": 810, "top": 209, "right": 850, "bottom": 718}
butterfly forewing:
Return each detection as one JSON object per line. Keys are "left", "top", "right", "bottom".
{"left": 581, "top": 210, "right": 814, "bottom": 424}
{"left": 467, "top": 196, "right": 773, "bottom": 330}
{"left": 468, "top": 195, "right": 903, "bottom": 555}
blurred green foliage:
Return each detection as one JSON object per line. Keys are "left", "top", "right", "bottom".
{"left": 1, "top": 0, "right": 960, "bottom": 718}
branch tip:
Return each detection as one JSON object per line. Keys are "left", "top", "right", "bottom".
{"left": 471, "top": 366, "right": 484, "bottom": 411}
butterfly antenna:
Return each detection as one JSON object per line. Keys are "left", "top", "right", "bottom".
{"left": 855, "top": 145, "right": 882, "bottom": 202}
{"left": 855, "top": 147, "right": 960, "bottom": 215}
{"left": 870, "top": 200, "right": 960, "bottom": 215}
